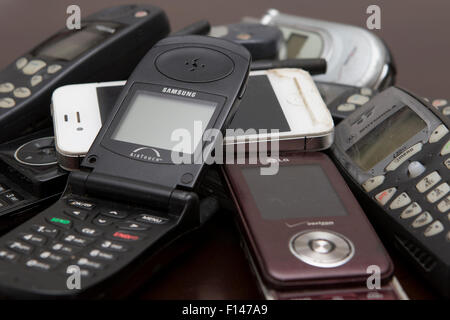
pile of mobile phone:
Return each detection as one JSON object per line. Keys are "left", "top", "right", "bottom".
{"left": 0, "top": 5, "right": 448, "bottom": 300}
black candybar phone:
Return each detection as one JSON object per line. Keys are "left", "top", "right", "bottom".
{"left": 0, "top": 4, "right": 170, "bottom": 143}
{"left": 331, "top": 87, "right": 450, "bottom": 297}
{"left": 0, "top": 35, "right": 251, "bottom": 298}
{"left": 0, "top": 130, "right": 67, "bottom": 234}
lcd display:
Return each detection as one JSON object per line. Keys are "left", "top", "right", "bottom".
{"left": 34, "top": 25, "right": 116, "bottom": 61}
{"left": 346, "top": 107, "right": 427, "bottom": 171}
{"left": 112, "top": 91, "right": 217, "bottom": 154}
{"left": 241, "top": 164, "right": 348, "bottom": 220}
{"left": 286, "top": 34, "right": 308, "bottom": 58}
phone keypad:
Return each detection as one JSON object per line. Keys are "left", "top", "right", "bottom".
{"left": 0, "top": 197, "right": 172, "bottom": 285}
{"left": 362, "top": 121, "right": 449, "bottom": 242}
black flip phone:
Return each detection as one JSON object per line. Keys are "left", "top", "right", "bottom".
{"left": 0, "top": 35, "right": 251, "bottom": 298}
{"left": 0, "top": 4, "right": 170, "bottom": 143}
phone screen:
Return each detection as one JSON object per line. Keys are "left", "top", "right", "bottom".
{"left": 241, "top": 164, "right": 348, "bottom": 220}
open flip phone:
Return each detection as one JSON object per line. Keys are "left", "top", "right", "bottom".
{"left": 331, "top": 87, "right": 450, "bottom": 297}
{"left": 258, "top": 9, "right": 396, "bottom": 89}
{"left": 223, "top": 152, "right": 407, "bottom": 300}
{"left": 0, "top": 4, "right": 170, "bottom": 144}
{"left": 0, "top": 35, "right": 251, "bottom": 298}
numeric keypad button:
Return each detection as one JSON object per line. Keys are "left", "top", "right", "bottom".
{"left": 15, "top": 57, "right": 28, "bottom": 69}
{"left": 65, "top": 266, "right": 94, "bottom": 278}
{"left": 424, "top": 221, "right": 444, "bottom": 237}
{"left": 13, "top": 87, "right": 31, "bottom": 98}
{"left": 7, "top": 241, "right": 33, "bottom": 254}
{"left": 76, "top": 257, "right": 104, "bottom": 270}
{"left": 400, "top": 203, "right": 422, "bottom": 219}
{"left": 22, "top": 60, "right": 46, "bottom": 75}
{"left": 375, "top": 188, "right": 397, "bottom": 206}
{"left": 30, "top": 75, "right": 43, "bottom": 87}
{"left": 412, "top": 212, "right": 433, "bottom": 228}
{"left": 98, "top": 240, "right": 128, "bottom": 252}
{"left": 445, "top": 158, "right": 450, "bottom": 169}
{"left": 426, "top": 183, "right": 449, "bottom": 203}
{"left": 416, "top": 171, "right": 441, "bottom": 193}
{"left": 362, "top": 176, "right": 385, "bottom": 192}
{"left": 347, "top": 94, "right": 370, "bottom": 105}
{"left": 50, "top": 242, "right": 78, "bottom": 255}
{"left": 0, "top": 82, "right": 14, "bottom": 93}
{"left": 429, "top": 125, "right": 449, "bottom": 143}
{"left": 337, "top": 103, "right": 356, "bottom": 112}
{"left": 62, "top": 234, "right": 94, "bottom": 247}
{"left": 0, "top": 98, "right": 15, "bottom": 109}
{"left": 437, "top": 196, "right": 450, "bottom": 213}
{"left": 442, "top": 140, "right": 450, "bottom": 156}
{"left": 88, "top": 249, "right": 115, "bottom": 261}
{"left": 389, "top": 192, "right": 411, "bottom": 210}
{"left": 38, "top": 250, "right": 67, "bottom": 263}
{"left": 31, "top": 225, "right": 59, "bottom": 238}
{"left": 25, "top": 259, "right": 53, "bottom": 271}
{"left": 47, "top": 64, "right": 62, "bottom": 74}
{"left": 0, "top": 249, "right": 18, "bottom": 262}
{"left": 20, "top": 233, "right": 46, "bottom": 246}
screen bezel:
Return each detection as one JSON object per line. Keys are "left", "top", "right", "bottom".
{"left": 101, "top": 82, "right": 226, "bottom": 165}
{"left": 31, "top": 21, "right": 123, "bottom": 62}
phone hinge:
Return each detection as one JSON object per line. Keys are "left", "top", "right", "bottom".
{"left": 68, "top": 170, "right": 183, "bottom": 211}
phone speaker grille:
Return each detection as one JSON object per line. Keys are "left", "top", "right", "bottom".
{"left": 395, "top": 235, "right": 437, "bottom": 271}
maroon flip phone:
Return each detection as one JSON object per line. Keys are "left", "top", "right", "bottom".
{"left": 223, "top": 152, "right": 406, "bottom": 300}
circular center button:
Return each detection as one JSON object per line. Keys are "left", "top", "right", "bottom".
{"left": 155, "top": 47, "right": 234, "bottom": 83}
{"left": 309, "top": 239, "right": 335, "bottom": 254}
{"left": 290, "top": 230, "right": 354, "bottom": 268}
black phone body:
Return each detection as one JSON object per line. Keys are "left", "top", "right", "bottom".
{"left": 0, "top": 35, "right": 251, "bottom": 298}
{"left": 331, "top": 87, "right": 450, "bottom": 297}
{"left": 0, "top": 4, "right": 170, "bottom": 144}
{"left": 0, "top": 130, "right": 67, "bottom": 234}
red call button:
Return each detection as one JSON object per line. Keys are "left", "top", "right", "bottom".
{"left": 112, "top": 231, "right": 140, "bottom": 241}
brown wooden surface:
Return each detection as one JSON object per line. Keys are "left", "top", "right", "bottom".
{"left": 0, "top": 0, "right": 447, "bottom": 299}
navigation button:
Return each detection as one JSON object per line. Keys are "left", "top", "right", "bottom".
{"left": 429, "top": 125, "right": 449, "bottom": 143}
{"left": 400, "top": 202, "right": 422, "bottom": 219}
{"left": 416, "top": 171, "right": 441, "bottom": 193}
{"left": 389, "top": 192, "right": 411, "bottom": 210}
{"left": 30, "top": 75, "right": 43, "bottom": 87}
{"left": 412, "top": 212, "right": 433, "bottom": 228}
{"left": 441, "top": 140, "right": 450, "bottom": 156}
{"left": 117, "top": 221, "right": 148, "bottom": 231}
{"left": 407, "top": 161, "right": 426, "bottom": 178}
{"left": 64, "top": 209, "right": 88, "bottom": 220}
{"left": 22, "top": 60, "right": 46, "bottom": 75}
{"left": 136, "top": 214, "right": 169, "bottom": 225}
{"left": 0, "top": 97, "right": 15, "bottom": 108}
{"left": 16, "top": 57, "right": 28, "bottom": 69}
{"left": 67, "top": 199, "right": 95, "bottom": 210}
{"left": 93, "top": 216, "right": 113, "bottom": 226}
{"left": 0, "top": 82, "right": 14, "bottom": 93}
{"left": 361, "top": 88, "right": 372, "bottom": 96}
{"left": 347, "top": 94, "right": 370, "bottom": 105}
{"left": 437, "top": 196, "right": 450, "bottom": 213}
{"left": 424, "top": 221, "right": 444, "bottom": 237}
{"left": 443, "top": 107, "right": 450, "bottom": 116}
{"left": 102, "top": 210, "right": 127, "bottom": 219}
{"left": 337, "top": 103, "right": 356, "bottom": 112}
{"left": 47, "top": 64, "right": 62, "bottom": 74}
{"left": 375, "top": 188, "right": 397, "bottom": 206}
{"left": 13, "top": 87, "right": 31, "bottom": 98}
{"left": 426, "top": 183, "right": 449, "bottom": 203}
{"left": 385, "top": 143, "right": 422, "bottom": 171}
